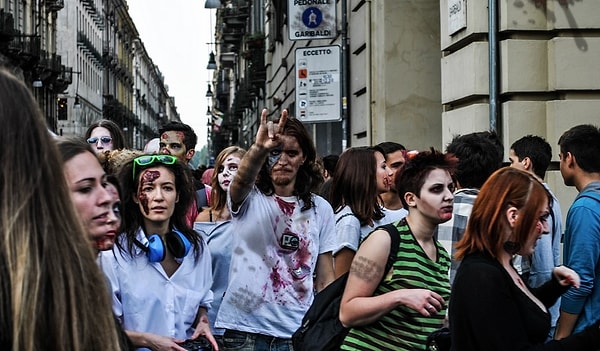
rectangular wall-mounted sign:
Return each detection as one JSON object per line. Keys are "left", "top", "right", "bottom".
{"left": 448, "top": 0, "right": 467, "bottom": 35}
{"left": 295, "top": 45, "right": 341, "bottom": 123}
{"left": 288, "top": 0, "right": 336, "bottom": 41}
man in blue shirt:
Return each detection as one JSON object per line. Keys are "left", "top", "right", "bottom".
{"left": 555, "top": 124, "right": 600, "bottom": 339}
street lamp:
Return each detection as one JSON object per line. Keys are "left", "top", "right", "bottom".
{"left": 204, "top": 0, "right": 221, "bottom": 9}
{"left": 207, "top": 51, "right": 217, "bottom": 70}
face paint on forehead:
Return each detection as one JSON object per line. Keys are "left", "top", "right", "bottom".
{"left": 141, "top": 169, "right": 161, "bottom": 184}
{"left": 267, "top": 146, "right": 283, "bottom": 170}
{"left": 138, "top": 169, "right": 161, "bottom": 215}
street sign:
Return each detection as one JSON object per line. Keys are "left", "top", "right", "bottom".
{"left": 295, "top": 45, "right": 341, "bottom": 123}
{"left": 288, "top": 0, "right": 336, "bottom": 41}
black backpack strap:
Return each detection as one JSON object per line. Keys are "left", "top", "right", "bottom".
{"left": 379, "top": 223, "right": 401, "bottom": 280}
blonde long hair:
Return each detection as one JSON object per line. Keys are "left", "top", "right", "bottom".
{"left": 210, "top": 146, "right": 247, "bottom": 214}
{"left": 0, "top": 69, "right": 124, "bottom": 350}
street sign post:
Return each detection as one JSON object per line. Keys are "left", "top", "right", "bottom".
{"left": 295, "top": 45, "right": 341, "bottom": 123}
{"left": 288, "top": 0, "right": 336, "bottom": 41}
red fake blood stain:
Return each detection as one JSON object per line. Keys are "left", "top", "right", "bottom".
{"left": 138, "top": 170, "right": 160, "bottom": 214}
{"left": 270, "top": 266, "right": 286, "bottom": 292}
{"left": 175, "top": 131, "right": 185, "bottom": 140}
{"left": 275, "top": 196, "right": 295, "bottom": 217}
{"left": 161, "top": 132, "right": 169, "bottom": 140}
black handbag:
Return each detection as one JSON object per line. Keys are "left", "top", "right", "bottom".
{"left": 425, "top": 327, "right": 451, "bottom": 351}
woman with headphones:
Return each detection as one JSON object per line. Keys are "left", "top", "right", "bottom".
{"left": 100, "top": 154, "right": 218, "bottom": 351}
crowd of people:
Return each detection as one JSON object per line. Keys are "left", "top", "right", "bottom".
{"left": 2, "top": 67, "right": 600, "bottom": 351}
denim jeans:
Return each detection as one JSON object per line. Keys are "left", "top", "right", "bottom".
{"left": 221, "top": 329, "right": 294, "bottom": 351}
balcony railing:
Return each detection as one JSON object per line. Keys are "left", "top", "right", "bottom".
{"left": 45, "top": 0, "right": 65, "bottom": 12}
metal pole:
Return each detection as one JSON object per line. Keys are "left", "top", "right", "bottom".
{"left": 340, "top": 0, "right": 349, "bottom": 149}
{"left": 488, "top": 0, "right": 499, "bottom": 133}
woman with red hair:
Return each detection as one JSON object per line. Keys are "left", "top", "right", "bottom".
{"left": 450, "top": 167, "right": 600, "bottom": 350}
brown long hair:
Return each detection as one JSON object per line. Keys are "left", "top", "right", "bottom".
{"left": 329, "top": 147, "right": 384, "bottom": 225}
{"left": 256, "top": 117, "right": 323, "bottom": 210}
{"left": 0, "top": 69, "right": 124, "bottom": 350}
{"left": 454, "top": 167, "right": 552, "bottom": 261}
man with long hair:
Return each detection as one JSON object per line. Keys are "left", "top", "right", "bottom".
{"left": 215, "top": 109, "right": 336, "bottom": 351}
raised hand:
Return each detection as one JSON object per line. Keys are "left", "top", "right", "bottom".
{"left": 255, "top": 108, "right": 288, "bottom": 151}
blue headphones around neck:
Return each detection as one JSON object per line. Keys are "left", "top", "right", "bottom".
{"left": 138, "top": 229, "right": 192, "bottom": 262}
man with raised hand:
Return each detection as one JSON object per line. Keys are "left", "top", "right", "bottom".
{"left": 215, "top": 109, "right": 336, "bottom": 351}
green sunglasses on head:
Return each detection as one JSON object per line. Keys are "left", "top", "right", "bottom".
{"left": 132, "top": 154, "right": 177, "bottom": 180}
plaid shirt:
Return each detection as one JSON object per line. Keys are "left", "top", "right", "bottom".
{"left": 435, "top": 188, "right": 479, "bottom": 285}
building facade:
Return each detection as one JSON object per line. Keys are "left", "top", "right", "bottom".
{"left": 207, "top": 0, "right": 599, "bottom": 218}
{"left": 0, "top": 0, "right": 69, "bottom": 131}
{"left": 0, "top": 0, "right": 179, "bottom": 149}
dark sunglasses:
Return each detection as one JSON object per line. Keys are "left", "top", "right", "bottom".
{"left": 132, "top": 155, "right": 178, "bottom": 180}
{"left": 87, "top": 136, "right": 112, "bottom": 144}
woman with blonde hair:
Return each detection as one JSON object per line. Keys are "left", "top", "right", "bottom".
{"left": 0, "top": 69, "right": 125, "bottom": 350}
{"left": 195, "top": 146, "right": 246, "bottom": 344}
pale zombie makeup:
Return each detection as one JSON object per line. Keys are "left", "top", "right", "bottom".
{"left": 218, "top": 154, "right": 241, "bottom": 191}
{"left": 136, "top": 166, "right": 178, "bottom": 223}
{"left": 267, "top": 146, "right": 283, "bottom": 170}
{"left": 414, "top": 168, "right": 455, "bottom": 223}
{"left": 159, "top": 131, "right": 187, "bottom": 161}
{"left": 269, "top": 135, "right": 305, "bottom": 187}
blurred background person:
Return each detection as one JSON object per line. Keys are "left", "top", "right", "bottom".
{"left": 85, "top": 119, "right": 127, "bottom": 154}
{"left": 376, "top": 141, "right": 409, "bottom": 220}
{"left": 159, "top": 121, "right": 210, "bottom": 225}
{"left": 0, "top": 68, "right": 125, "bottom": 350}
{"left": 144, "top": 137, "right": 161, "bottom": 154}
{"left": 202, "top": 167, "right": 215, "bottom": 187}
{"left": 317, "top": 154, "right": 339, "bottom": 203}
{"left": 436, "top": 131, "right": 504, "bottom": 284}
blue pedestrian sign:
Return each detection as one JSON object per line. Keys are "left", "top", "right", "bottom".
{"left": 288, "top": 0, "right": 336, "bottom": 41}
{"left": 302, "top": 7, "right": 322, "bottom": 28}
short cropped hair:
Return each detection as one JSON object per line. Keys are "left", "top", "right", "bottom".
{"left": 446, "top": 131, "right": 504, "bottom": 189}
{"left": 395, "top": 148, "right": 458, "bottom": 209}
{"left": 510, "top": 135, "right": 552, "bottom": 179}
{"left": 159, "top": 121, "right": 198, "bottom": 151}
{"left": 558, "top": 124, "right": 600, "bottom": 173}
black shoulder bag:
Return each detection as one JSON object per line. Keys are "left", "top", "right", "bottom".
{"left": 291, "top": 223, "right": 401, "bottom": 351}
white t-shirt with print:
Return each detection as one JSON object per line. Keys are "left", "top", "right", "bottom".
{"left": 215, "top": 187, "right": 336, "bottom": 338}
